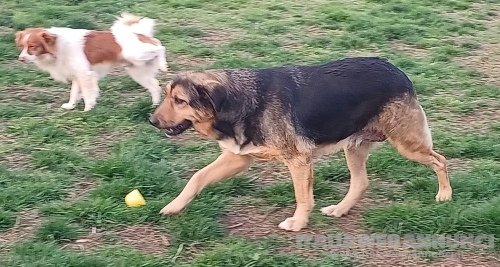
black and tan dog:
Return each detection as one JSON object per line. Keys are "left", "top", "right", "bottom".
{"left": 149, "top": 57, "right": 452, "bottom": 232}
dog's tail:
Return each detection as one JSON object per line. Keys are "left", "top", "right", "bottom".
{"left": 111, "top": 12, "right": 156, "bottom": 38}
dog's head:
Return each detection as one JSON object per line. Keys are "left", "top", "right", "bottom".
{"left": 149, "top": 72, "right": 227, "bottom": 137}
{"left": 15, "top": 28, "right": 57, "bottom": 63}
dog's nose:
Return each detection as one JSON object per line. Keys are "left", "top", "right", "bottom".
{"left": 149, "top": 116, "right": 160, "bottom": 128}
{"left": 18, "top": 57, "right": 25, "bottom": 62}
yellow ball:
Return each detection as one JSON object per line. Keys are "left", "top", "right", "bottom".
{"left": 125, "top": 189, "right": 146, "bottom": 208}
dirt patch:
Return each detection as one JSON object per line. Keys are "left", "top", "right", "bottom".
{"left": 425, "top": 251, "right": 500, "bottom": 267}
{"left": 247, "top": 161, "right": 290, "bottom": 185}
{"left": 0, "top": 85, "right": 53, "bottom": 103}
{"left": 63, "top": 227, "right": 101, "bottom": 253}
{"left": 448, "top": 108, "right": 500, "bottom": 133}
{"left": 448, "top": 3, "right": 500, "bottom": 85}
{"left": 80, "top": 129, "right": 136, "bottom": 159}
{"left": 172, "top": 54, "right": 215, "bottom": 70}
{"left": 65, "top": 225, "right": 171, "bottom": 256}
{"left": 0, "top": 209, "right": 41, "bottom": 245}
{"left": 454, "top": 43, "right": 500, "bottom": 86}
{"left": 116, "top": 224, "right": 170, "bottom": 257}
{"left": 390, "top": 42, "right": 432, "bottom": 58}
{"left": 0, "top": 26, "right": 14, "bottom": 34}
{"left": 221, "top": 181, "right": 474, "bottom": 266}
{"left": 222, "top": 204, "right": 299, "bottom": 239}
{"left": 66, "top": 178, "right": 97, "bottom": 202}
{"left": 447, "top": 158, "right": 474, "bottom": 174}
{"left": 64, "top": 224, "right": 170, "bottom": 257}
{"left": 0, "top": 151, "right": 31, "bottom": 169}
{"left": 306, "top": 26, "right": 330, "bottom": 38}
{"left": 198, "top": 29, "right": 235, "bottom": 47}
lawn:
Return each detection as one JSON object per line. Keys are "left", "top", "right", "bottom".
{"left": 1, "top": 0, "right": 500, "bottom": 266}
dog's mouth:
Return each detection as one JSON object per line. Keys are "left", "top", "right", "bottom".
{"left": 164, "top": 120, "right": 193, "bottom": 137}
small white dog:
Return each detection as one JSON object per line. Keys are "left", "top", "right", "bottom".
{"left": 15, "top": 13, "right": 168, "bottom": 111}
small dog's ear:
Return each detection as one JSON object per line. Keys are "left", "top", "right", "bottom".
{"left": 39, "top": 31, "right": 57, "bottom": 55}
{"left": 15, "top": 31, "right": 25, "bottom": 47}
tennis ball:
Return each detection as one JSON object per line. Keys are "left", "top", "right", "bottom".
{"left": 125, "top": 189, "right": 146, "bottom": 208}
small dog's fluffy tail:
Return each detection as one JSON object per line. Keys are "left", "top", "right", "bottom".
{"left": 111, "top": 13, "right": 156, "bottom": 37}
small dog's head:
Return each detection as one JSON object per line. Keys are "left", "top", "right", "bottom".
{"left": 15, "top": 28, "right": 57, "bottom": 63}
{"left": 149, "top": 72, "right": 227, "bottom": 137}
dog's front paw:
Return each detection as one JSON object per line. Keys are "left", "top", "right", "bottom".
{"left": 159, "top": 200, "right": 185, "bottom": 215}
{"left": 320, "top": 204, "right": 350, "bottom": 217}
{"left": 435, "top": 188, "right": 452, "bottom": 202}
{"left": 61, "top": 103, "right": 76, "bottom": 110}
{"left": 278, "top": 217, "right": 307, "bottom": 232}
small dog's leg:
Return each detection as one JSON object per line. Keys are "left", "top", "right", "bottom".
{"left": 61, "top": 80, "right": 82, "bottom": 110}
{"left": 321, "top": 142, "right": 373, "bottom": 217}
{"left": 160, "top": 151, "right": 253, "bottom": 215}
{"left": 77, "top": 71, "right": 99, "bottom": 112}
{"left": 126, "top": 66, "right": 162, "bottom": 105}
{"left": 156, "top": 44, "right": 168, "bottom": 72}
{"left": 279, "top": 156, "right": 314, "bottom": 232}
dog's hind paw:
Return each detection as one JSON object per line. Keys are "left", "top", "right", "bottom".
{"left": 278, "top": 217, "right": 307, "bottom": 232}
{"left": 320, "top": 205, "right": 350, "bottom": 217}
{"left": 61, "top": 103, "right": 76, "bottom": 110}
{"left": 83, "top": 106, "right": 94, "bottom": 112}
{"left": 435, "top": 188, "right": 452, "bottom": 202}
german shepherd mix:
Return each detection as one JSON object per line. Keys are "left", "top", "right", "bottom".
{"left": 149, "top": 57, "right": 452, "bottom": 232}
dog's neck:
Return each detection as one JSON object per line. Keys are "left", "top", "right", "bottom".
{"left": 33, "top": 53, "right": 72, "bottom": 83}
{"left": 34, "top": 53, "right": 57, "bottom": 69}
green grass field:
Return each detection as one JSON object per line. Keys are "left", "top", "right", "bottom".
{"left": 1, "top": 0, "right": 500, "bottom": 266}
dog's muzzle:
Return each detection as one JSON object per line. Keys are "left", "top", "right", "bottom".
{"left": 163, "top": 120, "right": 192, "bottom": 137}
{"left": 149, "top": 117, "right": 192, "bottom": 137}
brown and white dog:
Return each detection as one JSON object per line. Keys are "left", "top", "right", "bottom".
{"left": 15, "top": 13, "right": 168, "bottom": 111}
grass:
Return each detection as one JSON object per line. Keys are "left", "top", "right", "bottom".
{"left": 1, "top": 0, "right": 500, "bottom": 266}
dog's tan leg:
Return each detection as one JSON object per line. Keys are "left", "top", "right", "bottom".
{"left": 77, "top": 71, "right": 99, "bottom": 112}
{"left": 61, "top": 80, "right": 82, "bottom": 110}
{"left": 386, "top": 103, "right": 452, "bottom": 201}
{"left": 321, "top": 142, "right": 373, "bottom": 217}
{"left": 160, "top": 151, "right": 253, "bottom": 215}
{"left": 278, "top": 156, "right": 314, "bottom": 232}
{"left": 392, "top": 142, "right": 451, "bottom": 201}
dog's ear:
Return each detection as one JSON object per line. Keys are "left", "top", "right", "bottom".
{"left": 15, "top": 31, "right": 25, "bottom": 47}
{"left": 39, "top": 31, "right": 57, "bottom": 55}
{"left": 197, "top": 83, "right": 227, "bottom": 113}
{"left": 164, "top": 81, "right": 172, "bottom": 95}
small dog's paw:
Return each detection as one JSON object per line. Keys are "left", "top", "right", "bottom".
{"left": 435, "top": 188, "right": 452, "bottom": 202}
{"left": 83, "top": 104, "right": 95, "bottom": 112}
{"left": 278, "top": 217, "right": 307, "bottom": 232}
{"left": 159, "top": 62, "right": 168, "bottom": 72}
{"left": 159, "top": 201, "right": 185, "bottom": 215}
{"left": 320, "top": 205, "right": 350, "bottom": 218}
{"left": 61, "top": 103, "right": 76, "bottom": 110}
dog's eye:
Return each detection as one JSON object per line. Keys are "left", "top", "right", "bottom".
{"left": 174, "top": 97, "right": 186, "bottom": 105}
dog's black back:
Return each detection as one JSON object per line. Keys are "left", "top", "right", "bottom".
{"left": 245, "top": 57, "right": 415, "bottom": 145}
